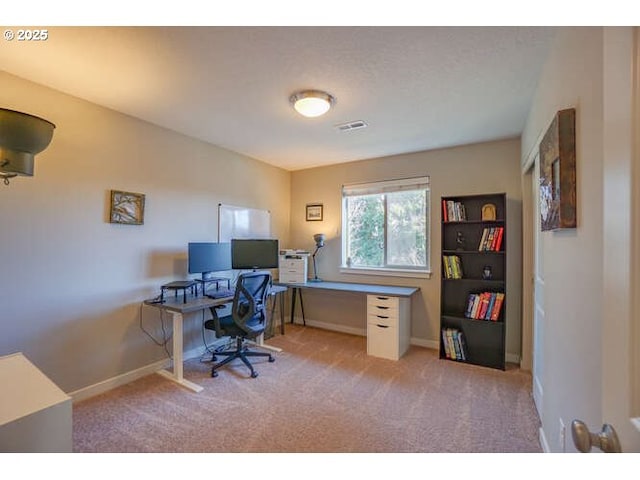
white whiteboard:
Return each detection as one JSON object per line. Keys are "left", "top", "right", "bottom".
{"left": 218, "top": 203, "right": 271, "bottom": 242}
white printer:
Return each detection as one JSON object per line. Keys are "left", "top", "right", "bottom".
{"left": 278, "top": 249, "right": 310, "bottom": 283}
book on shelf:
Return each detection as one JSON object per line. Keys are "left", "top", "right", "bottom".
{"left": 442, "top": 329, "right": 451, "bottom": 358}
{"left": 490, "top": 292, "right": 505, "bottom": 321}
{"left": 482, "top": 294, "right": 498, "bottom": 320}
{"left": 464, "top": 295, "right": 475, "bottom": 317}
{"left": 449, "top": 329, "right": 461, "bottom": 359}
{"left": 494, "top": 226, "right": 504, "bottom": 251}
{"left": 456, "top": 331, "right": 467, "bottom": 361}
{"left": 477, "top": 292, "right": 490, "bottom": 319}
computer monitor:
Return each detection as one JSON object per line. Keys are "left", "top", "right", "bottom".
{"left": 231, "top": 238, "right": 279, "bottom": 270}
{"left": 188, "top": 242, "right": 232, "bottom": 280}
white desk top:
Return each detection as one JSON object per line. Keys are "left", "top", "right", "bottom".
{"left": 0, "top": 352, "right": 70, "bottom": 426}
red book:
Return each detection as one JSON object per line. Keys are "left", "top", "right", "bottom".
{"left": 477, "top": 292, "right": 490, "bottom": 319}
{"left": 442, "top": 200, "right": 448, "bottom": 222}
{"left": 494, "top": 227, "right": 504, "bottom": 251}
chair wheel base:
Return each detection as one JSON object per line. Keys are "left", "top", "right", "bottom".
{"left": 268, "top": 356, "right": 275, "bottom": 363}
{"left": 211, "top": 370, "right": 219, "bottom": 378}
{"left": 251, "top": 371, "right": 258, "bottom": 378}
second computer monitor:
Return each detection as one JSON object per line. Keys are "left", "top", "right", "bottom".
{"left": 231, "top": 238, "right": 279, "bottom": 270}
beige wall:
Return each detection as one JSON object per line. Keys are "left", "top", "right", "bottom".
{"left": 0, "top": 71, "right": 290, "bottom": 393}
{"left": 521, "top": 27, "right": 605, "bottom": 452}
{"left": 289, "top": 138, "right": 523, "bottom": 359}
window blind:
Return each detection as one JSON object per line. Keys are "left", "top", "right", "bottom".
{"left": 342, "top": 176, "right": 430, "bottom": 197}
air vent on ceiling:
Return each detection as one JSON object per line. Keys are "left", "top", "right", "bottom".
{"left": 335, "top": 120, "right": 368, "bottom": 132}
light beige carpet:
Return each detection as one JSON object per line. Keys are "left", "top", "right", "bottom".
{"left": 72, "top": 325, "right": 541, "bottom": 453}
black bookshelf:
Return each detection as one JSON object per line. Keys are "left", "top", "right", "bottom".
{"left": 440, "top": 193, "right": 506, "bottom": 370}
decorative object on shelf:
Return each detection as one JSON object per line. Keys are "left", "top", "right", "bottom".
{"left": 482, "top": 265, "right": 493, "bottom": 280}
{"left": 0, "top": 108, "right": 56, "bottom": 186}
{"left": 481, "top": 203, "right": 496, "bottom": 221}
{"left": 109, "top": 190, "right": 145, "bottom": 225}
{"left": 310, "top": 233, "right": 325, "bottom": 282}
{"left": 539, "top": 107, "right": 577, "bottom": 231}
{"left": 290, "top": 90, "right": 336, "bottom": 118}
{"left": 455, "top": 231, "right": 466, "bottom": 251}
{"left": 306, "top": 203, "right": 323, "bottom": 221}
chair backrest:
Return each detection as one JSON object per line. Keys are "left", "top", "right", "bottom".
{"left": 231, "top": 271, "right": 272, "bottom": 338}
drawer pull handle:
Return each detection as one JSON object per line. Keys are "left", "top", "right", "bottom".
{"left": 376, "top": 315, "right": 389, "bottom": 319}
{"left": 376, "top": 324, "right": 389, "bottom": 328}
{"left": 376, "top": 296, "right": 389, "bottom": 300}
{"left": 376, "top": 306, "right": 389, "bottom": 310}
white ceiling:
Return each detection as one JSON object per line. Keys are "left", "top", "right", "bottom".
{"left": 0, "top": 26, "right": 556, "bottom": 171}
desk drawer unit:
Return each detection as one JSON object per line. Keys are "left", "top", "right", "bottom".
{"left": 366, "top": 295, "right": 410, "bottom": 360}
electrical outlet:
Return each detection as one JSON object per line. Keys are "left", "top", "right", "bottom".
{"left": 559, "top": 418, "right": 566, "bottom": 452}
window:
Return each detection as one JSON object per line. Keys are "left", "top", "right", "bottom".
{"left": 341, "top": 177, "right": 430, "bottom": 277}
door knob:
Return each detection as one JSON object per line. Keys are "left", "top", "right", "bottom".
{"left": 571, "top": 420, "right": 622, "bottom": 453}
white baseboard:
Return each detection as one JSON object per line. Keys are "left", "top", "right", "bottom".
{"left": 533, "top": 374, "right": 543, "bottom": 418}
{"left": 539, "top": 427, "right": 551, "bottom": 453}
{"left": 67, "top": 345, "right": 214, "bottom": 403}
{"left": 506, "top": 352, "right": 521, "bottom": 364}
{"left": 411, "top": 337, "right": 438, "bottom": 350}
{"left": 293, "top": 316, "right": 366, "bottom": 337}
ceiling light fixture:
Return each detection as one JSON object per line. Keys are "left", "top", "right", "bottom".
{"left": 0, "top": 108, "right": 56, "bottom": 186}
{"left": 290, "top": 90, "right": 336, "bottom": 118}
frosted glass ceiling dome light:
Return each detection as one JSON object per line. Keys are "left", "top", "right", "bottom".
{"left": 290, "top": 90, "right": 336, "bottom": 118}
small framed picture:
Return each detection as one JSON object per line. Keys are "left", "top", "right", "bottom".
{"left": 306, "top": 203, "right": 323, "bottom": 221}
{"left": 110, "top": 190, "right": 145, "bottom": 225}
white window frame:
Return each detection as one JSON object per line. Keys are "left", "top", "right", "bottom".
{"left": 340, "top": 176, "right": 431, "bottom": 279}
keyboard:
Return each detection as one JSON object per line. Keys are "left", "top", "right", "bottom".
{"left": 206, "top": 288, "right": 236, "bottom": 299}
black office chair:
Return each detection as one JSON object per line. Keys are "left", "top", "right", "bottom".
{"left": 204, "top": 271, "right": 275, "bottom": 378}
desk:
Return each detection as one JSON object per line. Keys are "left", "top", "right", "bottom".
{"left": 275, "top": 281, "right": 419, "bottom": 360}
{"left": 144, "top": 284, "right": 286, "bottom": 392}
{"left": 276, "top": 281, "right": 419, "bottom": 324}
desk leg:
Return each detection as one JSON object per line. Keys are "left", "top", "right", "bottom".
{"left": 290, "top": 288, "right": 306, "bottom": 326}
{"left": 290, "top": 288, "right": 297, "bottom": 324}
{"left": 156, "top": 311, "right": 204, "bottom": 393}
{"left": 249, "top": 293, "right": 283, "bottom": 353}
{"left": 298, "top": 288, "right": 306, "bottom": 326}
{"left": 280, "top": 291, "right": 285, "bottom": 335}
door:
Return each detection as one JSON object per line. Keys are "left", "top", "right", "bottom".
{"left": 596, "top": 26, "right": 640, "bottom": 453}
{"left": 570, "top": 26, "right": 640, "bottom": 453}
{"left": 531, "top": 154, "right": 545, "bottom": 417}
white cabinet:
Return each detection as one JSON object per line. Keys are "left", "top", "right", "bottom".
{"left": 278, "top": 255, "right": 308, "bottom": 284}
{"left": 0, "top": 352, "right": 72, "bottom": 452}
{"left": 366, "top": 295, "right": 410, "bottom": 360}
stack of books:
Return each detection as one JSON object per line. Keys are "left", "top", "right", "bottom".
{"left": 464, "top": 291, "right": 505, "bottom": 321}
{"left": 478, "top": 226, "right": 504, "bottom": 251}
{"left": 442, "top": 255, "right": 463, "bottom": 279}
{"left": 441, "top": 328, "right": 466, "bottom": 361}
{"left": 442, "top": 200, "right": 467, "bottom": 222}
